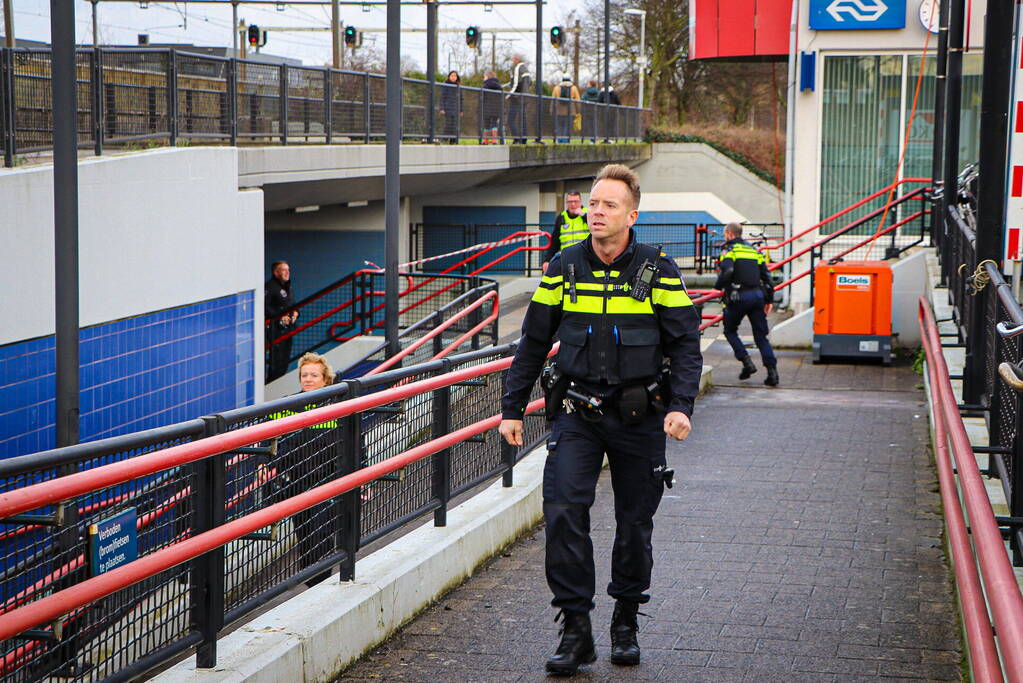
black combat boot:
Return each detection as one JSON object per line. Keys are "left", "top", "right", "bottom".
{"left": 609, "top": 600, "right": 641, "bottom": 666}
{"left": 764, "top": 365, "right": 780, "bottom": 386}
{"left": 739, "top": 356, "right": 758, "bottom": 380}
{"left": 546, "top": 611, "right": 596, "bottom": 676}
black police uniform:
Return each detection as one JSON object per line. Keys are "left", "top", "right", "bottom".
{"left": 502, "top": 230, "right": 702, "bottom": 628}
{"left": 715, "top": 238, "right": 777, "bottom": 380}
{"left": 265, "top": 275, "right": 297, "bottom": 382}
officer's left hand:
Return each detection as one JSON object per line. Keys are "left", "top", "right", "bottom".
{"left": 764, "top": 304, "right": 773, "bottom": 315}
{"left": 663, "top": 411, "right": 691, "bottom": 441}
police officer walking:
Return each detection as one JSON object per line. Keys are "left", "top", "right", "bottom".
{"left": 542, "top": 191, "right": 588, "bottom": 273}
{"left": 716, "top": 222, "right": 779, "bottom": 386}
{"left": 499, "top": 164, "right": 703, "bottom": 676}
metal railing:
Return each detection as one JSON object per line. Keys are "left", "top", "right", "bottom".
{"left": 691, "top": 186, "right": 932, "bottom": 331}
{"left": 919, "top": 299, "right": 1023, "bottom": 681}
{"left": 265, "top": 272, "right": 498, "bottom": 381}
{"left": 408, "top": 222, "right": 786, "bottom": 277}
{"left": 0, "top": 47, "right": 648, "bottom": 167}
{"left": 0, "top": 341, "right": 548, "bottom": 682}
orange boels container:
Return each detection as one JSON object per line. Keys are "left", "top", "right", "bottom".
{"left": 812, "top": 261, "right": 893, "bottom": 364}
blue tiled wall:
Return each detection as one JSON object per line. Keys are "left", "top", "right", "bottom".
{"left": 0, "top": 292, "right": 255, "bottom": 460}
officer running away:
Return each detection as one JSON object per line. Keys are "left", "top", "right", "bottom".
{"left": 499, "top": 163, "right": 703, "bottom": 676}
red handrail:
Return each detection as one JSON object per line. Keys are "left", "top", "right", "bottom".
{"left": 272, "top": 230, "right": 549, "bottom": 348}
{"left": 919, "top": 302, "right": 1002, "bottom": 682}
{"left": 763, "top": 177, "right": 930, "bottom": 253}
{"left": 0, "top": 394, "right": 546, "bottom": 642}
{"left": 920, "top": 297, "right": 1023, "bottom": 681}
{"left": 366, "top": 290, "right": 499, "bottom": 375}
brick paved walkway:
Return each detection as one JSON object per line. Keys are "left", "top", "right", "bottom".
{"left": 339, "top": 345, "right": 961, "bottom": 682}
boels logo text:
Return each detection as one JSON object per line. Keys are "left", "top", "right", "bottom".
{"left": 809, "top": 0, "right": 906, "bottom": 30}
{"left": 836, "top": 274, "right": 872, "bottom": 290}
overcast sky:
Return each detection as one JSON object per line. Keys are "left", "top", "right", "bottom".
{"left": 10, "top": 0, "right": 594, "bottom": 72}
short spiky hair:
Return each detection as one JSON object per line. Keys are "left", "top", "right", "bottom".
{"left": 592, "top": 163, "right": 640, "bottom": 209}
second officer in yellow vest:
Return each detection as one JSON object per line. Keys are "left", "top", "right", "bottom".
{"left": 542, "top": 191, "right": 589, "bottom": 273}
{"left": 500, "top": 164, "right": 703, "bottom": 676}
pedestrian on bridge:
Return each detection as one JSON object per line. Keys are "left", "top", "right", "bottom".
{"left": 500, "top": 164, "right": 703, "bottom": 676}
{"left": 542, "top": 191, "right": 588, "bottom": 273}
{"left": 716, "top": 222, "right": 779, "bottom": 386}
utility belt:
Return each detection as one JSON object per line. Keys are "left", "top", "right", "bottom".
{"left": 540, "top": 362, "right": 669, "bottom": 426}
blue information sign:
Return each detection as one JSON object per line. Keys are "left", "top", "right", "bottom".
{"left": 88, "top": 507, "right": 138, "bottom": 576}
{"left": 809, "top": 0, "right": 906, "bottom": 30}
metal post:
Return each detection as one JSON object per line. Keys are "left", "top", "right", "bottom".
{"left": 3, "top": 0, "right": 14, "bottom": 48}
{"left": 534, "top": 0, "right": 542, "bottom": 142}
{"left": 426, "top": 0, "right": 437, "bottom": 143}
{"left": 227, "top": 58, "right": 237, "bottom": 145}
{"left": 91, "top": 0, "right": 98, "bottom": 45}
{"left": 602, "top": 0, "right": 610, "bottom": 143}
{"left": 331, "top": 0, "right": 341, "bottom": 68}
{"left": 338, "top": 381, "right": 362, "bottom": 580}
{"left": 194, "top": 417, "right": 226, "bottom": 669}
{"left": 324, "top": 67, "right": 333, "bottom": 144}
{"left": 91, "top": 48, "right": 103, "bottom": 156}
{"left": 967, "top": 0, "right": 1014, "bottom": 408}
{"left": 945, "top": 0, "right": 970, "bottom": 397}
{"left": 363, "top": 73, "right": 371, "bottom": 141}
{"left": 384, "top": 0, "right": 401, "bottom": 356}
{"left": 167, "top": 50, "right": 178, "bottom": 145}
{"left": 931, "top": 0, "right": 950, "bottom": 249}
{"left": 232, "top": 2, "right": 239, "bottom": 57}
{"left": 1, "top": 48, "right": 13, "bottom": 167}
{"left": 280, "top": 63, "right": 289, "bottom": 145}
{"left": 431, "top": 359, "right": 452, "bottom": 526}
{"left": 52, "top": 0, "right": 79, "bottom": 452}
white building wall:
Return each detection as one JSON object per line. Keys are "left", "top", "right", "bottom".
{"left": 0, "top": 147, "right": 265, "bottom": 351}
{"left": 788, "top": 0, "right": 988, "bottom": 308}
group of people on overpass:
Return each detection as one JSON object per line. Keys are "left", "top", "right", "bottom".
{"left": 437, "top": 55, "right": 623, "bottom": 145}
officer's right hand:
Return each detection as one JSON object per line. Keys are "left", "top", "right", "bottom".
{"left": 765, "top": 303, "right": 773, "bottom": 315}
{"left": 499, "top": 419, "right": 524, "bottom": 447}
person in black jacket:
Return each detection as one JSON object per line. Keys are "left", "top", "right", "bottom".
{"left": 266, "top": 261, "right": 298, "bottom": 382}
{"left": 500, "top": 164, "right": 702, "bottom": 675}
{"left": 715, "top": 222, "right": 778, "bottom": 386}
{"left": 439, "top": 70, "right": 462, "bottom": 144}
{"left": 482, "top": 71, "right": 503, "bottom": 144}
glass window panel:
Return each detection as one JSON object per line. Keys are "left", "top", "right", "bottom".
{"left": 820, "top": 55, "right": 903, "bottom": 233}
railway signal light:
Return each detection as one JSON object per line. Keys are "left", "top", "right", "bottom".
{"left": 550, "top": 25, "right": 564, "bottom": 48}
{"left": 465, "top": 26, "right": 480, "bottom": 49}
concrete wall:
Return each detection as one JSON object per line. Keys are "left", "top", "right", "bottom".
{"left": 634, "top": 143, "right": 782, "bottom": 224}
{"left": 0, "top": 147, "right": 265, "bottom": 457}
{"left": 1, "top": 147, "right": 263, "bottom": 349}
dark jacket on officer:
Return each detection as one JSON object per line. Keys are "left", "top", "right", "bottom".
{"left": 715, "top": 237, "right": 774, "bottom": 303}
{"left": 502, "top": 230, "right": 703, "bottom": 418}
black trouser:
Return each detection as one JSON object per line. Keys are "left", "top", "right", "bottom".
{"left": 543, "top": 408, "right": 667, "bottom": 613}
{"left": 267, "top": 320, "right": 293, "bottom": 382}
{"left": 722, "top": 288, "right": 776, "bottom": 367}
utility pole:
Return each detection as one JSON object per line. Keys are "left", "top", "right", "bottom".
{"left": 239, "top": 19, "right": 247, "bottom": 59}
{"left": 91, "top": 0, "right": 99, "bottom": 45}
{"left": 426, "top": 0, "right": 437, "bottom": 141}
{"left": 491, "top": 33, "right": 496, "bottom": 72}
{"left": 595, "top": 27, "right": 601, "bottom": 84}
{"left": 384, "top": 0, "right": 401, "bottom": 357}
{"left": 331, "top": 0, "right": 341, "bottom": 68}
{"left": 3, "top": 0, "right": 14, "bottom": 47}
{"left": 534, "top": 0, "right": 542, "bottom": 142}
{"left": 232, "top": 2, "right": 238, "bottom": 56}
{"left": 572, "top": 18, "right": 579, "bottom": 87}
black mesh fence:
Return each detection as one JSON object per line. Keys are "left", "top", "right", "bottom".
{"left": 1, "top": 47, "right": 648, "bottom": 164}
{"left": 0, "top": 340, "right": 545, "bottom": 681}
{"left": 0, "top": 420, "right": 206, "bottom": 682}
